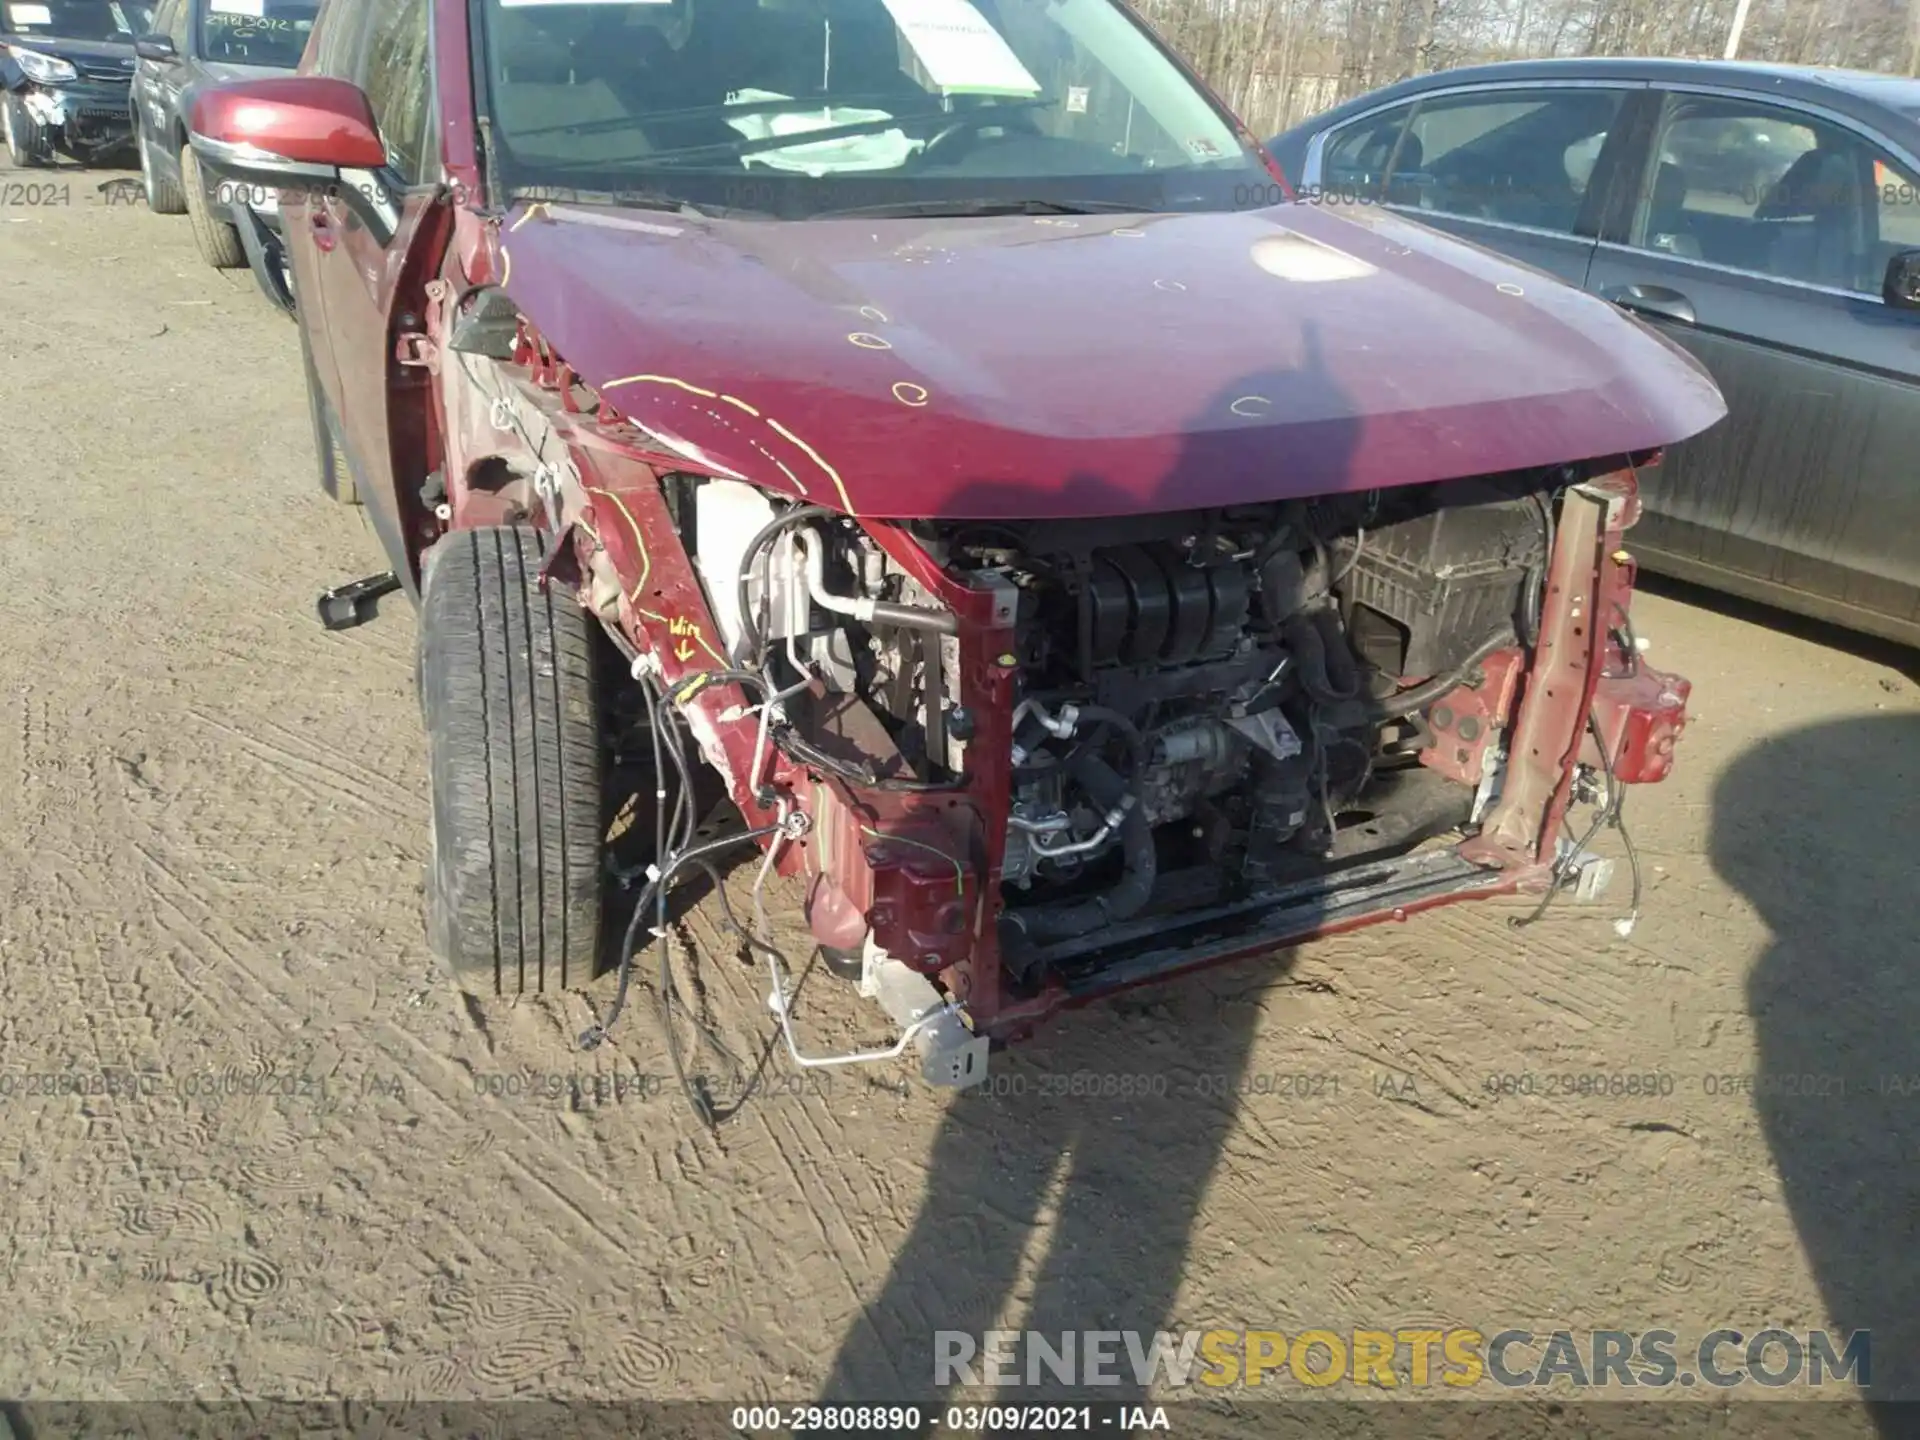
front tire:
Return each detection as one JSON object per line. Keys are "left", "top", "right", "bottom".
{"left": 421, "top": 527, "right": 606, "bottom": 996}
{"left": 3, "top": 93, "right": 52, "bottom": 168}
{"left": 139, "top": 125, "right": 185, "bottom": 213}
{"left": 181, "top": 144, "right": 245, "bottom": 268}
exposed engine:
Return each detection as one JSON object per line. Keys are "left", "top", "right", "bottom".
{"left": 695, "top": 471, "right": 1556, "bottom": 980}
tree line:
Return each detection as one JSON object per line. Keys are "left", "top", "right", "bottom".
{"left": 1132, "top": 0, "right": 1920, "bottom": 137}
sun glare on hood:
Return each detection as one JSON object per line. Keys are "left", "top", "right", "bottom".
{"left": 1250, "top": 230, "right": 1377, "bottom": 283}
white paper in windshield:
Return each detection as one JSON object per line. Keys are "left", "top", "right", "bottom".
{"left": 725, "top": 88, "right": 919, "bottom": 175}
{"left": 210, "top": 0, "right": 267, "bottom": 15}
{"left": 7, "top": 4, "right": 54, "bottom": 25}
{"left": 879, "top": 0, "right": 1041, "bottom": 97}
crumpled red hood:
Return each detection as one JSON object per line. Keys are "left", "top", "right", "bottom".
{"left": 497, "top": 199, "right": 1725, "bottom": 520}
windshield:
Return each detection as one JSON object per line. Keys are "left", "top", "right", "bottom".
{"left": 2, "top": 0, "right": 148, "bottom": 41}
{"left": 195, "top": 0, "right": 315, "bottom": 67}
{"left": 475, "top": 0, "right": 1266, "bottom": 217}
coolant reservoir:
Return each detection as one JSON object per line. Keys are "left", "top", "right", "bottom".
{"left": 694, "top": 481, "right": 804, "bottom": 659}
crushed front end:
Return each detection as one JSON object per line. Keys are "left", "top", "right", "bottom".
{"left": 702, "top": 469, "right": 1686, "bottom": 1049}
{"left": 504, "top": 399, "right": 1688, "bottom": 1079}
{"left": 4, "top": 59, "right": 134, "bottom": 161}
{"left": 423, "top": 207, "right": 1708, "bottom": 1084}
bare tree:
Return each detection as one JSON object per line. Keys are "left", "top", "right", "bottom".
{"left": 1133, "top": 0, "right": 1917, "bottom": 137}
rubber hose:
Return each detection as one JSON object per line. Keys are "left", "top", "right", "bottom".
{"left": 1283, "top": 612, "right": 1358, "bottom": 705}
{"left": 1364, "top": 629, "right": 1515, "bottom": 719}
{"left": 734, "top": 504, "right": 839, "bottom": 662}
{"left": 1070, "top": 704, "right": 1147, "bottom": 775}
{"left": 1311, "top": 607, "right": 1361, "bottom": 697}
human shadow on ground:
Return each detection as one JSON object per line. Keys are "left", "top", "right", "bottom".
{"left": 816, "top": 339, "right": 1374, "bottom": 1417}
{"left": 1713, "top": 711, "right": 1920, "bottom": 1423}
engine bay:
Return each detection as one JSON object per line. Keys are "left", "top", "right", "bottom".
{"left": 694, "top": 470, "right": 1562, "bottom": 994}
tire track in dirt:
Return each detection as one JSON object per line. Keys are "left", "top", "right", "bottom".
{"left": 20, "top": 692, "right": 658, "bottom": 1371}
{"left": 128, "top": 860, "right": 648, "bottom": 1277}
{"left": 2, "top": 682, "right": 35, "bottom": 834}
{"left": 183, "top": 707, "right": 419, "bottom": 828}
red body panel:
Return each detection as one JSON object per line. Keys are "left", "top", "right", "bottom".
{"left": 493, "top": 200, "right": 1726, "bottom": 520}
{"left": 1419, "top": 648, "right": 1526, "bottom": 787}
{"left": 1590, "top": 664, "right": 1692, "bottom": 786}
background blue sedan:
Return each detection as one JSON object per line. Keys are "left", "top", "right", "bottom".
{"left": 1271, "top": 57, "right": 1920, "bottom": 649}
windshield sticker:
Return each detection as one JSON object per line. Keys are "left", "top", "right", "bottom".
{"left": 209, "top": 0, "right": 266, "bottom": 14}
{"left": 878, "top": 0, "right": 1041, "bottom": 98}
{"left": 7, "top": 4, "right": 54, "bottom": 24}
{"left": 1066, "top": 86, "right": 1088, "bottom": 114}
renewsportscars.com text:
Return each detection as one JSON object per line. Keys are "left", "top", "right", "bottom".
{"left": 934, "top": 1327, "right": 1870, "bottom": 1390}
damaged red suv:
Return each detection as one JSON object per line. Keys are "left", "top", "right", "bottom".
{"left": 189, "top": 0, "right": 1723, "bottom": 1087}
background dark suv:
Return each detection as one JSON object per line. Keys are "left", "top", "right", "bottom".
{"left": 133, "top": 0, "right": 316, "bottom": 291}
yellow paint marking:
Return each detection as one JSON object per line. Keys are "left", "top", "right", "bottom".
{"left": 588, "top": 486, "right": 729, "bottom": 666}
{"left": 765, "top": 417, "right": 853, "bottom": 512}
{"left": 603, "top": 373, "right": 722, "bottom": 400}
{"left": 585, "top": 485, "right": 652, "bottom": 603}
{"left": 600, "top": 375, "right": 852, "bottom": 512}
{"left": 682, "top": 630, "right": 727, "bottom": 666}
{"left": 892, "top": 381, "right": 929, "bottom": 407}
{"left": 509, "top": 202, "right": 552, "bottom": 232}
{"left": 848, "top": 332, "right": 892, "bottom": 350}
{"left": 749, "top": 442, "right": 807, "bottom": 495}
{"left": 499, "top": 244, "right": 512, "bottom": 286}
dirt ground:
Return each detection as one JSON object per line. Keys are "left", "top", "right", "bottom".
{"left": 1, "top": 164, "right": 1917, "bottom": 1433}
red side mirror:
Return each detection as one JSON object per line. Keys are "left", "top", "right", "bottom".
{"left": 188, "top": 76, "right": 386, "bottom": 170}
{"left": 188, "top": 77, "right": 394, "bottom": 240}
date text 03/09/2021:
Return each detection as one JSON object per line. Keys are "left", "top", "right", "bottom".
{"left": 730, "top": 1404, "right": 1171, "bottom": 1434}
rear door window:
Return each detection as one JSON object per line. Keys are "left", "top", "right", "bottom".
{"left": 1320, "top": 100, "right": 1415, "bottom": 202}
{"left": 1630, "top": 94, "right": 1919, "bottom": 295}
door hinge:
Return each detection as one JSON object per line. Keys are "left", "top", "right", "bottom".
{"left": 396, "top": 332, "right": 438, "bottom": 370}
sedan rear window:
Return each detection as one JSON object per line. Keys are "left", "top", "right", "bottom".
{"left": 1633, "top": 95, "right": 1920, "bottom": 294}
